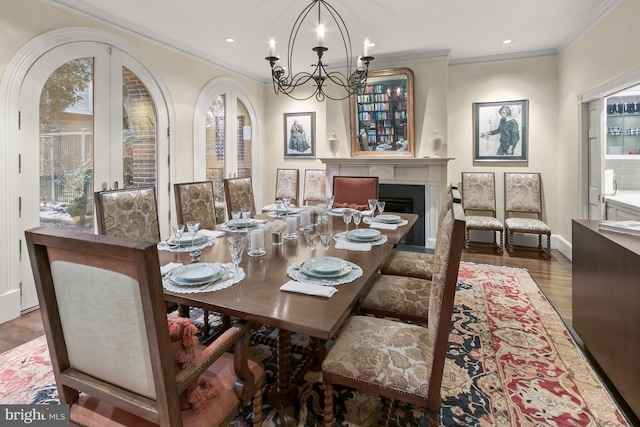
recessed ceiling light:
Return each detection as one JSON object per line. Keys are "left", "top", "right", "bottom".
{"left": 502, "top": 39, "right": 512, "bottom": 44}
{"left": 225, "top": 38, "right": 235, "bottom": 43}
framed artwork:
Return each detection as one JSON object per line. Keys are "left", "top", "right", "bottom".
{"left": 284, "top": 112, "right": 315, "bottom": 158}
{"left": 473, "top": 100, "right": 528, "bottom": 161}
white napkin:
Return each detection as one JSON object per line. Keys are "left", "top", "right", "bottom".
{"left": 280, "top": 280, "right": 337, "bottom": 298}
{"left": 161, "top": 262, "right": 183, "bottom": 275}
{"left": 335, "top": 239, "right": 372, "bottom": 251}
{"left": 200, "top": 229, "right": 225, "bottom": 238}
{"left": 369, "top": 222, "right": 398, "bottom": 230}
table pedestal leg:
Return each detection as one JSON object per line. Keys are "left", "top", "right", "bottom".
{"left": 267, "top": 329, "right": 298, "bottom": 427}
{"left": 308, "top": 336, "right": 327, "bottom": 371}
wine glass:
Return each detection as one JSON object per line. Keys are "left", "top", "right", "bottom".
{"left": 170, "top": 224, "right": 185, "bottom": 249}
{"left": 241, "top": 206, "right": 252, "bottom": 221}
{"left": 186, "top": 221, "right": 200, "bottom": 249}
{"left": 342, "top": 208, "right": 353, "bottom": 234}
{"left": 282, "top": 197, "right": 291, "bottom": 212}
{"left": 325, "top": 195, "right": 335, "bottom": 213}
{"left": 319, "top": 231, "right": 332, "bottom": 251}
{"left": 227, "top": 235, "right": 245, "bottom": 277}
{"left": 303, "top": 226, "right": 318, "bottom": 256}
{"left": 376, "top": 201, "right": 386, "bottom": 216}
{"left": 368, "top": 198, "right": 378, "bottom": 217}
{"left": 352, "top": 210, "right": 362, "bottom": 230}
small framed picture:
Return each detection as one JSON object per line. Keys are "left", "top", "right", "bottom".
{"left": 284, "top": 112, "right": 315, "bottom": 158}
{"left": 473, "top": 100, "right": 528, "bottom": 161}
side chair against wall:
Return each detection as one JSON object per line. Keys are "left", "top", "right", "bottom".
{"left": 261, "top": 168, "right": 299, "bottom": 212}
{"left": 302, "top": 169, "right": 327, "bottom": 205}
{"left": 378, "top": 185, "right": 459, "bottom": 281}
{"left": 503, "top": 172, "right": 552, "bottom": 260}
{"left": 94, "top": 186, "right": 161, "bottom": 243}
{"left": 331, "top": 176, "right": 379, "bottom": 208}
{"left": 359, "top": 185, "right": 459, "bottom": 325}
{"left": 223, "top": 177, "right": 256, "bottom": 220}
{"left": 461, "top": 172, "right": 504, "bottom": 254}
{"left": 322, "top": 202, "right": 466, "bottom": 427}
{"left": 25, "top": 227, "right": 264, "bottom": 427}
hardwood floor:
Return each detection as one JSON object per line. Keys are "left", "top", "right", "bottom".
{"left": 0, "top": 248, "right": 573, "bottom": 354}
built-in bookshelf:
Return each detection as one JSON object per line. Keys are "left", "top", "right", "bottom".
{"left": 356, "top": 81, "right": 408, "bottom": 148}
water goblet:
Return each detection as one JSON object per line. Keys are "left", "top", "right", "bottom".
{"left": 241, "top": 206, "right": 252, "bottom": 221}
{"left": 342, "top": 208, "right": 353, "bottom": 233}
{"left": 186, "top": 221, "right": 200, "bottom": 249}
{"left": 352, "top": 210, "right": 362, "bottom": 229}
{"left": 325, "top": 195, "right": 335, "bottom": 213}
{"left": 319, "top": 231, "right": 332, "bottom": 251}
{"left": 170, "top": 224, "right": 185, "bottom": 249}
{"left": 275, "top": 200, "right": 284, "bottom": 217}
{"left": 368, "top": 198, "right": 378, "bottom": 217}
{"left": 282, "top": 197, "right": 291, "bottom": 212}
{"left": 376, "top": 200, "right": 386, "bottom": 216}
{"left": 303, "top": 227, "right": 319, "bottom": 256}
{"left": 227, "top": 235, "right": 246, "bottom": 277}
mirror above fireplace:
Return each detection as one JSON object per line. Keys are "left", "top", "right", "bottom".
{"left": 350, "top": 67, "right": 414, "bottom": 157}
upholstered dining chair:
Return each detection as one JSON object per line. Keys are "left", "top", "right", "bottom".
{"left": 302, "top": 169, "right": 327, "bottom": 205}
{"left": 322, "top": 202, "right": 466, "bottom": 427}
{"left": 223, "top": 177, "right": 256, "bottom": 219}
{"left": 378, "top": 185, "right": 459, "bottom": 281}
{"left": 261, "top": 168, "right": 299, "bottom": 212}
{"left": 461, "top": 172, "right": 504, "bottom": 254}
{"left": 504, "top": 172, "right": 552, "bottom": 260}
{"left": 174, "top": 181, "right": 217, "bottom": 230}
{"left": 25, "top": 227, "right": 264, "bottom": 427}
{"left": 332, "top": 175, "right": 379, "bottom": 209}
{"left": 359, "top": 186, "right": 459, "bottom": 325}
{"left": 94, "top": 186, "right": 161, "bottom": 243}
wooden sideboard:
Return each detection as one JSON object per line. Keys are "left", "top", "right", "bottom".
{"left": 572, "top": 219, "right": 640, "bottom": 420}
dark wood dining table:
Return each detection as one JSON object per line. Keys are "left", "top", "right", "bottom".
{"left": 161, "top": 212, "right": 417, "bottom": 424}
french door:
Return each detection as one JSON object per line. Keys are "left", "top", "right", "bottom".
{"left": 18, "top": 42, "right": 169, "bottom": 310}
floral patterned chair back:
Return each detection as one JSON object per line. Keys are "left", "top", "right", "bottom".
{"left": 303, "top": 169, "right": 327, "bottom": 205}
{"left": 174, "top": 181, "right": 217, "bottom": 230}
{"left": 94, "top": 186, "right": 160, "bottom": 243}
{"left": 461, "top": 172, "right": 504, "bottom": 254}
{"left": 503, "top": 172, "right": 551, "bottom": 259}
{"left": 223, "top": 177, "right": 256, "bottom": 219}
{"left": 275, "top": 169, "right": 299, "bottom": 205}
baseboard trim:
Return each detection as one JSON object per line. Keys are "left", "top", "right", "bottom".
{"left": 552, "top": 234, "right": 572, "bottom": 261}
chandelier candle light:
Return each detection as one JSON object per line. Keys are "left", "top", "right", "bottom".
{"left": 265, "top": 0, "right": 374, "bottom": 101}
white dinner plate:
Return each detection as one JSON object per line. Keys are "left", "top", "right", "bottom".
{"left": 171, "top": 263, "right": 224, "bottom": 286}
{"left": 374, "top": 214, "right": 402, "bottom": 224}
{"left": 168, "top": 233, "right": 207, "bottom": 246}
{"left": 301, "top": 257, "right": 350, "bottom": 278}
{"left": 346, "top": 228, "right": 381, "bottom": 242}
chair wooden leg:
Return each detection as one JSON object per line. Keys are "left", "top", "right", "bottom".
{"left": 380, "top": 397, "right": 394, "bottom": 427}
{"left": 496, "top": 230, "right": 504, "bottom": 255}
{"left": 252, "top": 375, "right": 264, "bottom": 427}
{"left": 323, "top": 384, "right": 334, "bottom": 427}
{"left": 464, "top": 227, "right": 470, "bottom": 250}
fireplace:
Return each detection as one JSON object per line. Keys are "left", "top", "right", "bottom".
{"left": 320, "top": 157, "right": 451, "bottom": 249}
{"left": 378, "top": 184, "right": 425, "bottom": 246}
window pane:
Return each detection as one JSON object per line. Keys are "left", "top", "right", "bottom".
{"left": 237, "top": 99, "right": 252, "bottom": 178}
{"left": 39, "top": 57, "right": 94, "bottom": 232}
{"left": 122, "top": 66, "right": 157, "bottom": 189}
{"left": 206, "top": 95, "right": 225, "bottom": 196}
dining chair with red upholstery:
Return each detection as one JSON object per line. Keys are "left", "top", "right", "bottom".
{"left": 302, "top": 169, "right": 327, "bottom": 206}
{"left": 94, "top": 186, "right": 161, "bottom": 243}
{"left": 331, "top": 176, "right": 379, "bottom": 210}
{"left": 25, "top": 227, "right": 264, "bottom": 427}
{"left": 322, "top": 202, "right": 465, "bottom": 427}
{"left": 223, "top": 177, "right": 257, "bottom": 219}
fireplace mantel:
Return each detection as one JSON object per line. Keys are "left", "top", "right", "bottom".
{"left": 319, "top": 157, "right": 452, "bottom": 248}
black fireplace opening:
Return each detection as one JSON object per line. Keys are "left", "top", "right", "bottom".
{"left": 378, "top": 183, "right": 425, "bottom": 247}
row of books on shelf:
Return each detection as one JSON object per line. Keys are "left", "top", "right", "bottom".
{"left": 357, "top": 92, "right": 406, "bottom": 103}
{"left": 363, "top": 84, "right": 405, "bottom": 95}
{"left": 358, "top": 102, "right": 391, "bottom": 112}
{"left": 598, "top": 220, "right": 640, "bottom": 236}
{"left": 359, "top": 111, "right": 408, "bottom": 121}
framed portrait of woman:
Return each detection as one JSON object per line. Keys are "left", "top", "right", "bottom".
{"left": 284, "top": 111, "right": 315, "bottom": 158}
{"left": 473, "top": 100, "right": 528, "bottom": 161}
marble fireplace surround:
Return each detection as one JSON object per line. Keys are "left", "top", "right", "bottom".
{"left": 320, "top": 157, "right": 452, "bottom": 249}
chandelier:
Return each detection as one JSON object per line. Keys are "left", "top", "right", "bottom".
{"left": 265, "top": 0, "right": 374, "bottom": 102}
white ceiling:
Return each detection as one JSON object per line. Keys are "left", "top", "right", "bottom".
{"left": 47, "top": 0, "right": 621, "bottom": 83}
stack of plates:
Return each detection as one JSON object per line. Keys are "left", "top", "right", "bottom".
{"left": 230, "top": 219, "right": 257, "bottom": 229}
{"left": 373, "top": 214, "right": 402, "bottom": 224}
{"left": 169, "top": 263, "right": 225, "bottom": 286}
{"left": 168, "top": 233, "right": 207, "bottom": 246}
{"left": 345, "top": 228, "right": 382, "bottom": 242}
{"left": 301, "top": 256, "right": 352, "bottom": 278}
{"left": 330, "top": 207, "right": 349, "bottom": 215}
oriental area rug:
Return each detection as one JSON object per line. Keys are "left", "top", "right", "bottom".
{"left": 0, "top": 263, "right": 632, "bottom": 426}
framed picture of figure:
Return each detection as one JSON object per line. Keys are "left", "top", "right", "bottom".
{"left": 473, "top": 100, "right": 528, "bottom": 161}
{"left": 284, "top": 112, "right": 315, "bottom": 158}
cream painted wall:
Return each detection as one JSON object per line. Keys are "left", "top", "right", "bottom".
{"left": 447, "top": 57, "right": 560, "bottom": 233}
